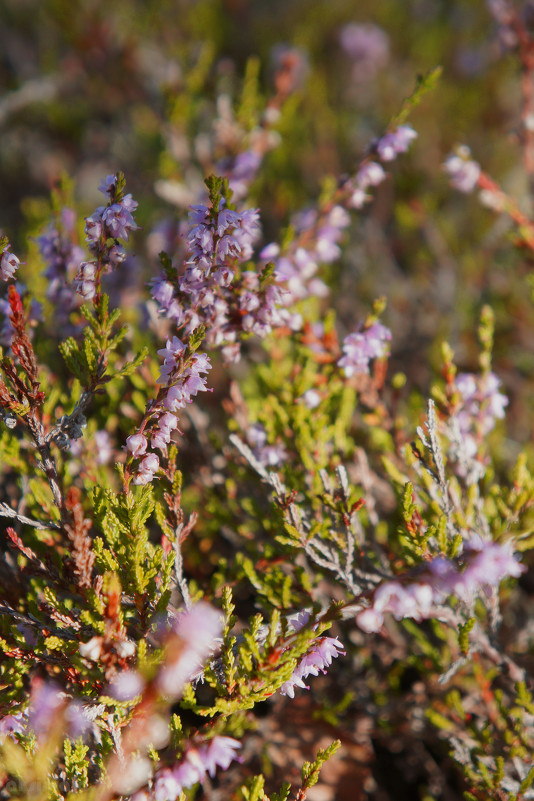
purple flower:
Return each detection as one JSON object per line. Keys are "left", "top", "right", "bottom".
{"left": 355, "top": 161, "right": 386, "bottom": 190}
{"left": 73, "top": 261, "right": 98, "bottom": 300}
{"left": 0, "top": 247, "right": 20, "bottom": 281}
{"left": 356, "top": 606, "right": 384, "bottom": 633}
{"left": 133, "top": 452, "right": 160, "bottom": 485}
{"left": 28, "top": 683, "right": 64, "bottom": 736}
{"left": 200, "top": 736, "right": 242, "bottom": 776}
{"left": 102, "top": 203, "right": 138, "bottom": 241}
{"left": 449, "top": 372, "right": 509, "bottom": 478}
{"left": 94, "top": 430, "right": 113, "bottom": 465}
{"left": 98, "top": 174, "right": 117, "bottom": 196}
{"left": 0, "top": 713, "right": 26, "bottom": 740}
{"left": 338, "top": 322, "right": 392, "bottom": 376}
{"left": 339, "top": 23, "right": 389, "bottom": 82}
{"left": 376, "top": 126, "right": 417, "bottom": 161}
{"left": 154, "top": 768, "right": 182, "bottom": 801}
{"left": 85, "top": 211, "right": 104, "bottom": 243}
{"left": 280, "top": 636, "right": 345, "bottom": 698}
{"left": 461, "top": 541, "right": 526, "bottom": 593}
{"left": 157, "top": 602, "right": 223, "bottom": 698}
{"left": 132, "top": 456, "right": 159, "bottom": 485}
{"left": 153, "top": 736, "right": 241, "bottom": 801}
{"left": 444, "top": 147, "right": 481, "bottom": 193}
{"left": 107, "top": 670, "right": 146, "bottom": 702}
{"left": 126, "top": 433, "right": 148, "bottom": 458}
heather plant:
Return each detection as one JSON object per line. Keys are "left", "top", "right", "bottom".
{"left": 0, "top": 2, "right": 533, "bottom": 801}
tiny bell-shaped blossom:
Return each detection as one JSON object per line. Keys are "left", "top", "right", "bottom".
{"left": 133, "top": 452, "right": 160, "bottom": 485}
{"left": 0, "top": 247, "right": 20, "bottom": 281}
{"left": 280, "top": 636, "right": 345, "bottom": 698}
{"left": 126, "top": 433, "right": 148, "bottom": 458}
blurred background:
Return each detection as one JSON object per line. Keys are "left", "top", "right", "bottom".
{"left": 1, "top": 0, "right": 532, "bottom": 445}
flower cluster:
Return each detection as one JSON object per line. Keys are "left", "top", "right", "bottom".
{"left": 446, "top": 371, "right": 508, "bottom": 481}
{"left": 150, "top": 737, "right": 241, "bottom": 801}
{"left": 258, "top": 125, "right": 417, "bottom": 306}
{"left": 73, "top": 174, "right": 137, "bottom": 301}
{"left": 36, "top": 207, "right": 83, "bottom": 325}
{"left": 126, "top": 336, "right": 211, "bottom": 485}
{"left": 443, "top": 146, "right": 481, "bottom": 193}
{"left": 338, "top": 321, "right": 392, "bottom": 376}
{"left": 356, "top": 541, "right": 525, "bottom": 633}
{"left": 246, "top": 422, "right": 288, "bottom": 467}
{"left": 151, "top": 197, "right": 298, "bottom": 363}
{"left": 347, "top": 125, "right": 417, "bottom": 209}
{"left": 260, "top": 205, "right": 349, "bottom": 302}
{"left": 280, "top": 636, "right": 345, "bottom": 698}
{"left": 0, "top": 682, "right": 90, "bottom": 743}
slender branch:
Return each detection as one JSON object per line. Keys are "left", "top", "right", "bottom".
{"left": 0, "top": 501, "right": 60, "bottom": 530}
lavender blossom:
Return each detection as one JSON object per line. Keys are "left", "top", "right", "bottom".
{"left": 0, "top": 246, "right": 20, "bottom": 282}
{"left": 73, "top": 174, "right": 138, "bottom": 300}
{"left": 339, "top": 23, "right": 389, "bottom": 82}
{"left": 153, "top": 737, "right": 241, "bottom": 801}
{"left": 443, "top": 147, "right": 481, "bottom": 193}
{"left": 280, "top": 637, "right": 345, "bottom": 698}
{"left": 376, "top": 126, "right": 418, "bottom": 161}
{"left": 107, "top": 670, "right": 146, "bottom": 702}
{"left": 36, "top": 207, "right": 83, "bottom": 323}
{"left": 447, "top": 371, "right": 509, "bottom": 481}
{"left": 133, "top": 452, "right": 160, "bottom": 485}
{"left": 338, "top": 322, "right": 392, "bottom": 376}
{"left": 0, "top": 712, "right": 25, "bottom": 741}
{"left": 355, "top": 161, "right": 386, "bottom": 190}
{"left": 356, "top": 543, "right": 525, "bottom": 633}
{"left": 26, "top": 682, "right": 91, "bottom": 740}
{"left": 157, "top": 602, "right": 223, "bottom": 698}
{"left": 246, "top": 422, "right": 288, "bottom": 467}
{"left": 126, "top": 433, "right": 148, "bottom": 458}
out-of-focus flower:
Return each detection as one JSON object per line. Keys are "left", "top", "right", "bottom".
{"left": 338, "top": 322, "right": 392, "bottom": 376}
{"left": 153, "top": 737, "right": 241, "bottom": 801}
{"left": 356, "top": 543, "right": 525, "bottom": 633}
{"left": 107, "top": 670, "right": 146, "bottom": 702}
{"left": 26, "top": 682, "right": 91, "bottom": 740}
{"left": 355, "top": 161, "right": 386, "bottom": 190}
{"left": 157, "top": 602, "right": 223, "bottom": 698}
{"left": 460, "top": 541, "right": 526, "bottom": 595}
{"left": 443, "top": 147, "right": 481, "bottom": 193}
{"left": 300, "top": 389, "right": 321, "bottom": 409}
{"left": 94, "top": 430, "right": 113, "bottom": 465}
{"left": 376, "top": 126, "right": 418, "bottom": 161}
{"left": 0, "top": 712, "right": 25, "bottom": 741}
{"left": 246, "top": 422, "right": 288, "bottom": 467}
{"left": 339, "top": 23, "right": 389, "bottom": 82}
